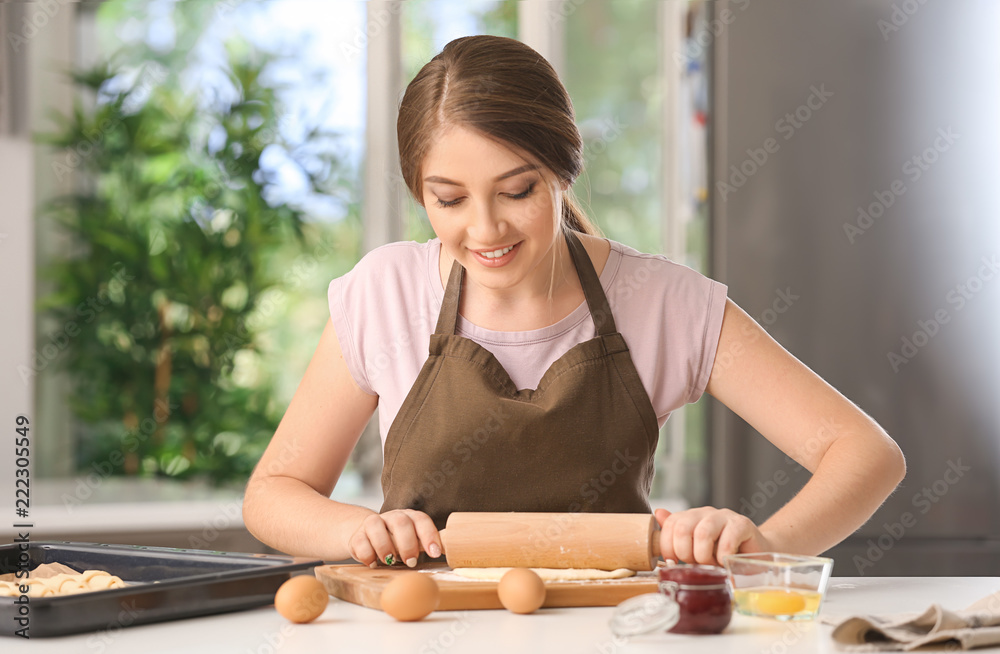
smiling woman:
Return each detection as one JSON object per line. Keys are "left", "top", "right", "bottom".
{"left": 242, "top": 35, "right": 905, "bottom": 571}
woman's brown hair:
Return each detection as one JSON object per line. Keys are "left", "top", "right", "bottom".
{"left": 397, "top": 34, "right": 600, "bottom": 236}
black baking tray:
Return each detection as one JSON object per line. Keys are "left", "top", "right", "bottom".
{"left": 0, "top": 541, "right": 322, "bottom": 638}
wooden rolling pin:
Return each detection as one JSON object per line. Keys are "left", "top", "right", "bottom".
{"left": 439, "top": 512, "right": 661, "bottom": 571}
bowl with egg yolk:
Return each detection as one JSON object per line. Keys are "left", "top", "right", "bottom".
{"left": 723, "top": 553, "right": 833, "bottom": 621}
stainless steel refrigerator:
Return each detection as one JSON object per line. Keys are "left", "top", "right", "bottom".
{"left": 708, "top": 0, "right": 1000, "bottom": 575}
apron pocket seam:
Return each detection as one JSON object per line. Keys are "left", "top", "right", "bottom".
{"left": 382, "top": 360, "right": 445, "bottom": 491}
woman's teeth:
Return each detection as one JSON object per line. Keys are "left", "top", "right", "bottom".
{"left": 479, "top": 245, "right": 515, "bottom": 259}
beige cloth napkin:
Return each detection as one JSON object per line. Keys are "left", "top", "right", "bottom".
{"left": 827, "top": 590, "right": 1000, "bottom": 651}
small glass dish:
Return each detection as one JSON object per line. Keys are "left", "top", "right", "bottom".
{"left": 723, "top": 553, "right": 833, "bottom": 621}
{"left": 609, "top": 563, "right": 732, "bottom": 638}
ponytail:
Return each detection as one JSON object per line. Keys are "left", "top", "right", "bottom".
{"left": 562, "top": 190, "right": 602, "bottom": 237}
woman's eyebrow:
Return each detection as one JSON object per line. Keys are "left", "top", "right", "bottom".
{"left": 424, "top": 164, "right": 539, "bottom": 186}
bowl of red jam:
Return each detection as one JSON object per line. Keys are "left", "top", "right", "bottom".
{"left": 657, "top": 563, "right": 733, "bottom": 634}
{"left": 608, "top": 563, "right": 733, "bottom": 639}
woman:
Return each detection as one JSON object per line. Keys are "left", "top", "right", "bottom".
{"left": 242, "top": 35, "right": 905, "bottom": 570}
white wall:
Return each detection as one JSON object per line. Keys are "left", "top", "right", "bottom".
{"left": 0, "top": 138, "right": 34, "bottom": 524}
{"left": 0, "top": 1, "right": 75, "bottom": 530}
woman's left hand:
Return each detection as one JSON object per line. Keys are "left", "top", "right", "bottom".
{"left": 655, "top": 507, "right": 773, "bottom": 567}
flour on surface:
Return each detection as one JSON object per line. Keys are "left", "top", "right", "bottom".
{"left": 448, "top": 567, "right": 636, "bottom": 582}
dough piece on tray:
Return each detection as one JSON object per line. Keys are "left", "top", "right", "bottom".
{"left": 0, "top": 562, "right": 77, "bottom": 583}
{"left": 451, "top": 567, "right": 635, "bottom": 582}
{"left": 0, "top": 570, "right": 125, "bottom": 598}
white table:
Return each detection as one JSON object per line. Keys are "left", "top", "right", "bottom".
{"left": 5, "top": 577, "right": 999, "bottom": 653}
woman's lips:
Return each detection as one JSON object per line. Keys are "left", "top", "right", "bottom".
{"left": 471, "top": 242, "right": 521, "bottom": 267}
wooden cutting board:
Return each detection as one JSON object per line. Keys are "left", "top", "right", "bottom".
{"left": 315, "top": 563, "right": 659, "bottom": 611}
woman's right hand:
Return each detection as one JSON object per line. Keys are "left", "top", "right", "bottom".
{"left": 348, "top": 509, "right": 444, "bottom": 568}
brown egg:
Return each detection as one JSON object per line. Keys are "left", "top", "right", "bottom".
{"left": 498, "top": 568, "right": 546, "bottom": 614}
{"left": 274, "top": 574, "right": 329, "bottom": 624}
{"left": 380, "top": 572, "right": 441, "bottom": 621}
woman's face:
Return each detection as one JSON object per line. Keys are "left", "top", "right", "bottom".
{"left": 421, "top": 125, "right": 565, "bottom": 297}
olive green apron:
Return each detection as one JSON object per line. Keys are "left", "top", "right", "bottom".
{"left": 380, "top": 228, "right": 659, "bottom": 529}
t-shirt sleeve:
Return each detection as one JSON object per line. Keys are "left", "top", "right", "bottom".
{"left": 688, "top": 278, "right": 727, "bottom": 404}
{"left": 328, "top": 261, "right": 378, "bottom": 397}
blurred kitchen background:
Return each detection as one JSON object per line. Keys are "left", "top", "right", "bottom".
{"left": 1, "top": 0, "right": 997, "bottom": 575}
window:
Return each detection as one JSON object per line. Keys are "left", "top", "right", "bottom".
{"left": 30, "top": 0, "right": 366, "bottom": 500}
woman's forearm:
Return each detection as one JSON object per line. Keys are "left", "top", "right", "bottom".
{"left": 243, "top": 474, "right": 376, "bottom": 561}
{"left": 758, "top": 430, "right": 906, "bottom": 556}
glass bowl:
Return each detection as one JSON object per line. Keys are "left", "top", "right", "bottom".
{"left": 722, "top": 553, "right": 833, "bottom": 621}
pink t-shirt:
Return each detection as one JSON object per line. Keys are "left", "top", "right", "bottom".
{"left": 328, "top": 238, "right": 728, "bottom": 450}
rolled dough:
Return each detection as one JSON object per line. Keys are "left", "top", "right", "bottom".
{"left": 451, "top": 567, "right": 635, "bottom": 582}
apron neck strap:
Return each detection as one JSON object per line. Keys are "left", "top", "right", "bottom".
{"left": 435, "top": 256, "right": 465, "bottom": 336}
{"left": 564, "top": 228, "right": 617, "bottom": 336}
{"left": 434, "top": 228, "right": 617, "bottom": 336}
